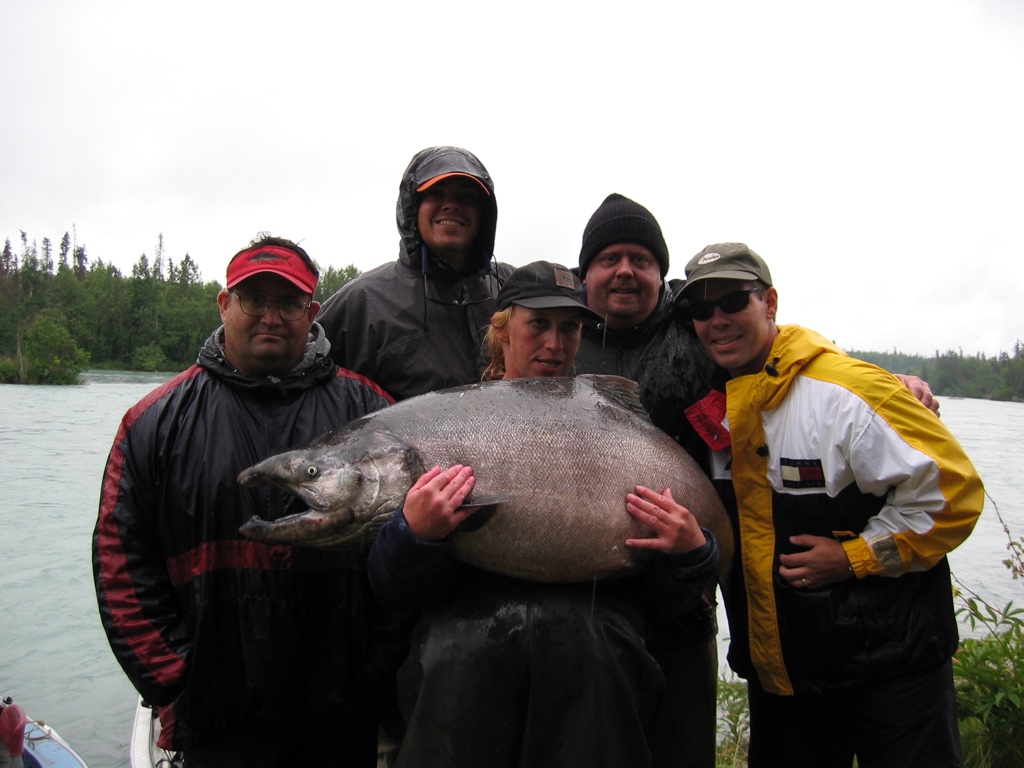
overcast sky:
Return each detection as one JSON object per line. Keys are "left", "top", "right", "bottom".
{"left": 2, "top": 0, "right": 1022, "bottom": 357}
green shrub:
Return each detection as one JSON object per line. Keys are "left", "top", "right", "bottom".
{"left": 0, "top": 357, "right": 18, "bottom": 383}
{"left": 131, "top": 342, "right": 170, "bottom": 372}
{"left": 954, "top": 599, "right": 1024, "bottom": 767}
{"left": 716, "top": 675, "right": 749, "bottom": 767}
{"left": 22, "top": 312, "right": 90, "bottom": 384}
{"left": 953, "top": 496, "right": 1024, "bottom": 768}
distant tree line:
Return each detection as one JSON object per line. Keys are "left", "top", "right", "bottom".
{"left": 3, "top": 229, "right": 1022, "bottom": 401}
{"left": 848, "top": 346, "right": 1024, "bottom": 403}
{"left": 0, "top": 231, "right": 359, "bottom": 384}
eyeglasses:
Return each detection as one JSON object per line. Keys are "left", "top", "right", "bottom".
{"left": 232, "top": 292, "right": 311, "bottom": 321}
{"left": 687, "top": 289, "right": 759, "bottom": 321}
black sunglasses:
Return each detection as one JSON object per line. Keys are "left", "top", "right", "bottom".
{"left": 687, "top": 289, "right": 759, "bottom": 321}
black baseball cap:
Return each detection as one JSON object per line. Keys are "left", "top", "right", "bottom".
{"left": 497, "top": 261, "right": 602, "bottom": 321}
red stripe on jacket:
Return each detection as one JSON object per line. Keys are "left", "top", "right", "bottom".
{"left": 95, "top": 368, "right": 202, "bottom": 688}
{"left": 165, "top": 539, "right": 366, "bottom": 585}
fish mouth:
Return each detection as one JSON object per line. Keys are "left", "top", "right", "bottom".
{"left": 237, "top": 467, "right": 363, "bottom": 544}
{"left": 239, "top": 506, "right": 387, "bottom": 549}
{"left": 237, "top": 468, "right": 329, "bottom": 508}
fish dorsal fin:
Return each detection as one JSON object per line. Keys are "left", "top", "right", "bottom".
{"left": 578, "top": 374, "right": 650, "bottom": 420}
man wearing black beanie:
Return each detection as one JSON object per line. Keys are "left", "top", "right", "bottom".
{"left": 578, "top": 194, "right": 672, "bottom": 338}
{"left": 579, "top": 193, "right": 671, "bottom": 278}
{"left": 574, "top": 193, "right": 720, "bottom": 768}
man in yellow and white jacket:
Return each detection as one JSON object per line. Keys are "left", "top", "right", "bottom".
{"left": 680, "top": 243, "right": 983, "bottom": 768}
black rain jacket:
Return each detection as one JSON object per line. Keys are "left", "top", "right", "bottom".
{"left": 574, "top": 279, "right": 718, "bottom": 474}
{"left": 92, "top": 325, "right": 393, "bottom": 757}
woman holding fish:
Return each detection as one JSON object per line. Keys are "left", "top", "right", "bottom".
{"left": 367, "top": 261, "right": 720, "bottom": 768}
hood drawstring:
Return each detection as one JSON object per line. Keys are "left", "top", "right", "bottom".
{"left": 490, "top": 253, "right": 504, "bottom": 290}
{"left": 420, "top": 244, "right": 430, "bottom": 332}
{"left": 418, "top": 248, "right": 505, "bottom": 334}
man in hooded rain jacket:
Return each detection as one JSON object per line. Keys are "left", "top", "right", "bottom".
{"left": 317, "top": 146, "right": 514, "bottom": 401}
{"left": 317, "top": 146, "right": 515, "bottom": 758}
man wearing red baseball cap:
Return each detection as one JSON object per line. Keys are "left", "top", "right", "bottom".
{"left": 93, "top": 235, "right": 393, "bottom": 767}
{"left": 219, "top": 239, "right": 322, "bottom": 377}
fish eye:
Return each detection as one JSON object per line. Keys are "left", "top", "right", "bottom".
{"left": 305, "top": 465, "right": 318, "bottom": 478}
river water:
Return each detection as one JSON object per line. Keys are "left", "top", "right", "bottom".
{"left": 1, "top": 372, "right": 1021, "bottom": 767}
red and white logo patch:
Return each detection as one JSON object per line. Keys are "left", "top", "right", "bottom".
{"left": 780, "top": 458, "right": 825, "bottom": 488}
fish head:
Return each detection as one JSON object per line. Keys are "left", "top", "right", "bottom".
{"left": 237, "top": 429, "right": 424, "bottom": 549}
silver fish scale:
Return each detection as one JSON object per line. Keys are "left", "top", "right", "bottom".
{"left": 345, "top": 375, "right": 730, "bottom": 582}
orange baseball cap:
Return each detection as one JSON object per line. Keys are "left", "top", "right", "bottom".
{"left": 416, "top": 172, "right": 490, "bottom": 196}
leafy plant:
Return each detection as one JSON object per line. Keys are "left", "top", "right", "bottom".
{"left": 715, "top": 674, "right": 749, "bottom": 767}
{"left": 20, "top": 310, "right": 90, "bottom": 384}
{"left": 131, "top": 342, "right": 170, "bottom": 372}
{"left": 953, "top": 495, "right": 1024, "bottom": 768}
{"left": 0, "top": 356, "right": 17, "bottom": 383}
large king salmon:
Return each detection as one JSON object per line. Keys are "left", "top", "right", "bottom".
{"left": 239, "top": 374, "right": 732, "bottom": 583}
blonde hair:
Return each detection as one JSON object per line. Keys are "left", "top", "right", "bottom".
{"left": 481, "top": 306, "right": 514, "bottom": 381}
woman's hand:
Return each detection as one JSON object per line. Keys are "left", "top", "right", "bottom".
{"left": 402, "top": 465, "right": 476, "bottom": 542}
{"left": 624, "top": 485, "right": 707, "bottom": 555}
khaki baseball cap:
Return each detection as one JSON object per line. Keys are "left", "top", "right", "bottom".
{"left": 683, "top": 243, "right": 772, "bottom": 293}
